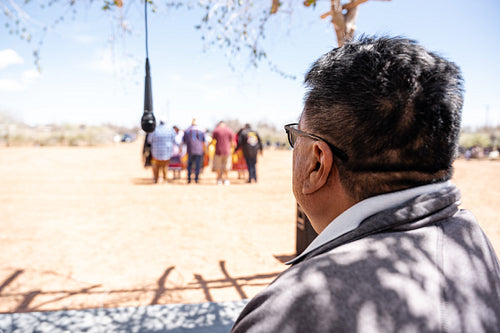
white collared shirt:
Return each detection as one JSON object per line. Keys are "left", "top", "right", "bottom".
{"left": 287, "top": 181, "right": 452, "bottom": 265}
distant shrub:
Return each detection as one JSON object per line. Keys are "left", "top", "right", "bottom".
{"left": 459, "top": 132, "right": 492, "bottom": 148}
{"left": 0, "top": 123, "right": 124, "bottom": 147}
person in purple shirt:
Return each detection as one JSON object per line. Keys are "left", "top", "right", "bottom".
{"left": 183, "top": 118, "right": 205, "bottom": 184}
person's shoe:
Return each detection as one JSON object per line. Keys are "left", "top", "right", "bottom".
{"left": 187, "top": 179, "right": 191, "bottom": 184}
{"left": 217, "top": 180, "right": 223, "bottom": 185}
{"left": 224, "top": 180, "right": 230, "bottom": 186}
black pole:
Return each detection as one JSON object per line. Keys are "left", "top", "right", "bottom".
{"left": 141, "top": 57, "right": 155, "bottom": 132}
{"left": 141, "top": 1, "right": 155, "bottom": 133}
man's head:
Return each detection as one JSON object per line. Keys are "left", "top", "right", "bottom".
{"left": 297, "top": 36, "right": 464, "bottom": 204}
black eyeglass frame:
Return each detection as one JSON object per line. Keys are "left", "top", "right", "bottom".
{"left": 284, "top": 123, "right": 349, "bottom": 162}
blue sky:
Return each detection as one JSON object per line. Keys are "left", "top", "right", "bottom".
{"left": 1, "top": 0, "right": 499, "bottom": 130}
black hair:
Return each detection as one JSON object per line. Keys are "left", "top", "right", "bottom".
{"left": 303, "top": 36, "right": 464, "bottom": 200}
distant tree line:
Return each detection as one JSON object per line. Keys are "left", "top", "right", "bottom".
{"left": 1, "top": 110, "right": 499, "bottom": 150}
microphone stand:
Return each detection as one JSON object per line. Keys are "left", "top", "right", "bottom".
{"left": 141, "top": 57, "right": 155, "bottom": 132}
{"left": 140, "top": 1, "right": 156, "bottom": 133}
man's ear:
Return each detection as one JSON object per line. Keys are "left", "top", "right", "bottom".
{"left": 303, "top": 141, "right": 333, "bottom": 194}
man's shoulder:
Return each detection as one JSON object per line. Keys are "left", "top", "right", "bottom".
{"left": 234, "top": 213, "right": 500, "bottom": 332}
{"left": 156, "top": 126, "right": 169, "bottom": 135}
{"left": 234, "top": 239, "right": 422, "bottom": 332}
{"left": 214, "top": 127, "right": 233, "bottom": 137}
{"left": 231, "top": 256, "right": 358, "bottom": 332}
{"left": 225, "top": 128, "right": 235, "bottom": 138}
{"left": 185, "top": 127, "right": 203, "bottom": 135}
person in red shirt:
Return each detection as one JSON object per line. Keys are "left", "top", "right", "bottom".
{"left": 211, "top": 121, "right": 235, "bottom": 185}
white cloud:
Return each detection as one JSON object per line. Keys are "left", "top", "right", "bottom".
{"left": 22, "top": 69, "right": 41, "bottom": 83}
{"left": 0, "top": 69, "right": 41, "bottom": 92}
{"left": 0, "top": 79, "right": 23, "bottom": 91}
{"left": 0, "top": 49, "right": 24, "bottom": 69}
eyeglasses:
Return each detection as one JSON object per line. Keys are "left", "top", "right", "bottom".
{"left": 284, "top": 123, "right": 348, "bottom": 162}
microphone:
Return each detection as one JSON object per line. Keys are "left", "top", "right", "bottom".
{"left": 141, "top": 57, "right": 156, "bottom": 133}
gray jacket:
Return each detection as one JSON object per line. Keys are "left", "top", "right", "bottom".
{"left": 231, "top": 185, "right": 500, "bottom": 332}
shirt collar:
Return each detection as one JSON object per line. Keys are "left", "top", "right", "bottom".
{"left": 286, "top": 181, "right": 452, "bottom": 265}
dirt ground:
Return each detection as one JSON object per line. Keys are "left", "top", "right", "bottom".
{"left": 0, "top": 139, "right": 499, "bottom": 314}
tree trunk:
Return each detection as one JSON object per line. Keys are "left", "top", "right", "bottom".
{"left": 320, "top": 0, "right": 391, "bottom": 46}
{"left": 329, "top": 0, "right": 346, "bottom": 46}
{"left": 344, "top": 5, "right": 359, "bottom": 41}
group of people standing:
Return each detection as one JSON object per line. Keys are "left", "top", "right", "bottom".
{"left": 143, "top": 118, "right": 263, "bottom": 185}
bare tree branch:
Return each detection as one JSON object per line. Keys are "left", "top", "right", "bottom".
{"left": 270, "top": 0, "right": 280, "bottom": 14}
{"left": 343, "top": 0, "right": 370, "bottom": 11}
{"left": 3, "top": 0, "right": 391, "bottom": 75}
{"left": 344, "top": 0, "right": 391, "bottom": 10}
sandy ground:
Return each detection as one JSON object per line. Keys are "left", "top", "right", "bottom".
{"left": 0, "top": 139, "right": 498, "bottom": 313}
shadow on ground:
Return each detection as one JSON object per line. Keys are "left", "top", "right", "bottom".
{"left": 0, "top": 260, "right": 278, "bottom": 332}
{"left": 0, "top": 261, "right": 280, "bottom": 315}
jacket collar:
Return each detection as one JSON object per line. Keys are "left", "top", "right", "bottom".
{"left": 289, "top": 183, "right": 461, "bottom": 265}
